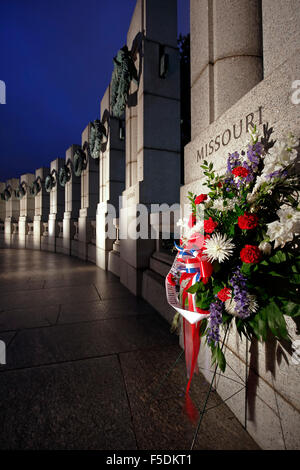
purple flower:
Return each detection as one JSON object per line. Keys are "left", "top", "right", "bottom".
{"left": 266, "top": 169, "right": 288, "bottom": 180}
{"left": 229, "top": 267, "right": 251, "bottom": 319}
{"left": 227, "top": 151, "right": 241, "bottom": 173}
{"left": 207, "top": 299, "right": 224, "bottom": 346}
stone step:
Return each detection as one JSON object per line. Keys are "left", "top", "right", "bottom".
{"left": 149, "top": 251, "right": 174, "bottom": 278}
{"left": 142, "top": 268, "right": 174, "bottom": 325}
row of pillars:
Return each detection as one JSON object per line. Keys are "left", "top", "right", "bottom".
{"left": 0, "top": 0, "right": 181, "bottom": 297}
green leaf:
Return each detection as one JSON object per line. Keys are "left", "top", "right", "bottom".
{"left": 199, "top": 318, "right": 208, "bottom": 337}
{"left": 241, "top": 262, "right": 252, "bottom": 276}
{"left": 282, "top": 301, "right": 300, "bottom": 317}
{"left": 186, "top": 282, "right": 200, "bottom": 294}
{"left": 216, "top": 346, "right": 226, "bottom": 372}
{"left": 195, "top": 293, "right": 212, "bottom": 310}
{"left": 269, "top": 250, "right": 286, "bottom": 264}
{"left": 264, "top": 300, "right": 289, "bottom": 340}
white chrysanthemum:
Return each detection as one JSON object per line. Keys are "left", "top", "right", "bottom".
{"left": 225, "top": 295, "right": 258, "bottom": 317}
{"left": 212, "top": 199, "right": 224, "bottom": 211}
{"left": 203, "top": 233, "right": 235, "bottom": 263}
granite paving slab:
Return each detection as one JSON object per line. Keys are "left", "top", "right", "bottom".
{"left": 0, "top": 305, "right": 59, "bottom": 332}
{"left": 0, "top": 356, "right": 136, "bottom": 450}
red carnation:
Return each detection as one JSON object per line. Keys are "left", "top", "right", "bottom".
{"left": 195, "top": 194, "right": 208, "bottom": 204}
{"left": 232, "top": 166, "right": 249, "bottom": 178}
{"left": 204, "top": 217, "right": 218, "bottom": 234}
{"left": 188, "top": 214, "right": 196, "bottom": 228}
{"left": 238, "top": 212, "right": 259, "bottom": 230}
{"left": 217, "top": 287, "right": 231, "bottom": 302}
{"left": 240, "top": 244, "right": 261, "bottom": 264}
{"left": 167, "top": 273, "right": 176, "bottom": 286}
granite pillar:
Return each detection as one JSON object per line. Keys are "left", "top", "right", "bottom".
{"left": 59, "top": 145, "right": 81, "bottom": 256}
{"left": 0, "top": 182, "right": 6, "bottom": 247}
{"left": 190, "top": 0, "right": 263, "bottom": 139}
{"left": 96, "top": 85, "right": 125, "bottom": 272}
{"left": 32, "top": 168, "right": 50, "bottom": 250}
{"left": 4, "top": 178, "right": 19, "bottom": 248}
{"left": 43, "top": 158, "right": 65, "bottom": 252}
{"left": 77, "top": 124, "right": 99, "bottom": 261}
{"left": 18, "top": 173, "right": 35, "bottom": 249}
{"left": 120, "top": 0, "right": 181, "bottom": 295}
{"left": 181, "top": 0, "right": 300, "bottom": 450}
{"left": 262, "top": 0, "right": 300, "bottom": 77}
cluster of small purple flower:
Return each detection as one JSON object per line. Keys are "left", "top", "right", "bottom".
{"left": 207, "top": 299, "right": 224, "bottom": 346}
{"left": 229, "top": 267, "right": 251, "bottom": 319}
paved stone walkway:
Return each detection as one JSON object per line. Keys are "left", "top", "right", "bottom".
{"left": 0, "top": 249, "right": 259, "bottom": 450}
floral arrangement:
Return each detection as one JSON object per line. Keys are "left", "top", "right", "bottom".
{"left": 174, "top": 124, "right": 300, "bottom": 372}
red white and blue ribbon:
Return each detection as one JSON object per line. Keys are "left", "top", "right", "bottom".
{"left": 165, "top": 237, "right": 213, "bottom": 421}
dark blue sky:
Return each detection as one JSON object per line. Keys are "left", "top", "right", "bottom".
{"left": 0, "top": 0, "right": 189, "bottom": 181}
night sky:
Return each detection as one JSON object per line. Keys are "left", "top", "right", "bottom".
{"left": 0, "top": 0, "right": 189, "bottom": 182}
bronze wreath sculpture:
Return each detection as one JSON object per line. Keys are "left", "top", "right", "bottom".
{"left": 2, "top": 185, "right": 12, "bottom": 201}
{"left": 110, "top": 45, "right": 138, "bottom": 118}
{"left": 58, "top": 160, "right": 72, "bottom": 187}
{"left": 45, "top": 169, "right": 57, "bottom": 193}
{"left": 30, "top": 177, "right": 42, "bottom": 196}
{"left": 87, "top": 119, "right": 107, "bottom": 159}
{"left": 14, "top": 181, "right": 27, "bottom": 200}
{"left": 73, "top": 148, "right": 87, "bottom": 177}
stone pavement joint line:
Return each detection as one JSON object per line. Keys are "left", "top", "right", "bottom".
{"left": 0, "top": 249, "right": 259, "bottom": 450}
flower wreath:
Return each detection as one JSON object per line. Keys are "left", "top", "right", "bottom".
{"left": 167, "top": 123, "right": 300, "bottom": 373}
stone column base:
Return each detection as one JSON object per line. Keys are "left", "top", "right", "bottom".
{"left": 48, "top": 214, "right": 58, "bottom": 252}
{"left": 108, "top": 250, "right": 120, "bottom": 277}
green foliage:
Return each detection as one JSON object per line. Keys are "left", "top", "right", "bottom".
{"left": 211, "top": 343, "right": 226, "bottom": 372}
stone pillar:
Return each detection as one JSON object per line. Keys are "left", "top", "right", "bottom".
{"left": 59, "top": 145, "right": 81, "bottom": 256}
{"left": 96, "top": 85, "right": 125, "bottom": 271}
{"left": 18, "top": 173, "right": 35, "bottom": 249}
{"left": 77, "top": 124, "right": 99, "bottom": 261}
{"left": 46, "top": 158, "right": 65, "bottom": 252}
{"left": 182, "top": 0, "right": 300, "bottom": 451}
{"left": 0, "top": 182, "right": 6, "bottom": 247}
{"left": 33, "top": 167, "right": 50, "bottom": 250}
{"left": 4, "top": 178, "right": 19, "bottom": 248}
{"left": 262, "top": 0, "right": 300, "bottom": 77}
{"left": 119, "top": 0, "right": 181, "bottom": 295}
{"left": 190, "top": 0, "right": 263, "bottom": 139}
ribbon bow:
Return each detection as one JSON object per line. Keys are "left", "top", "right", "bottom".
{"left": 167, "top": 235, "right": 213, "bottom": 422}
